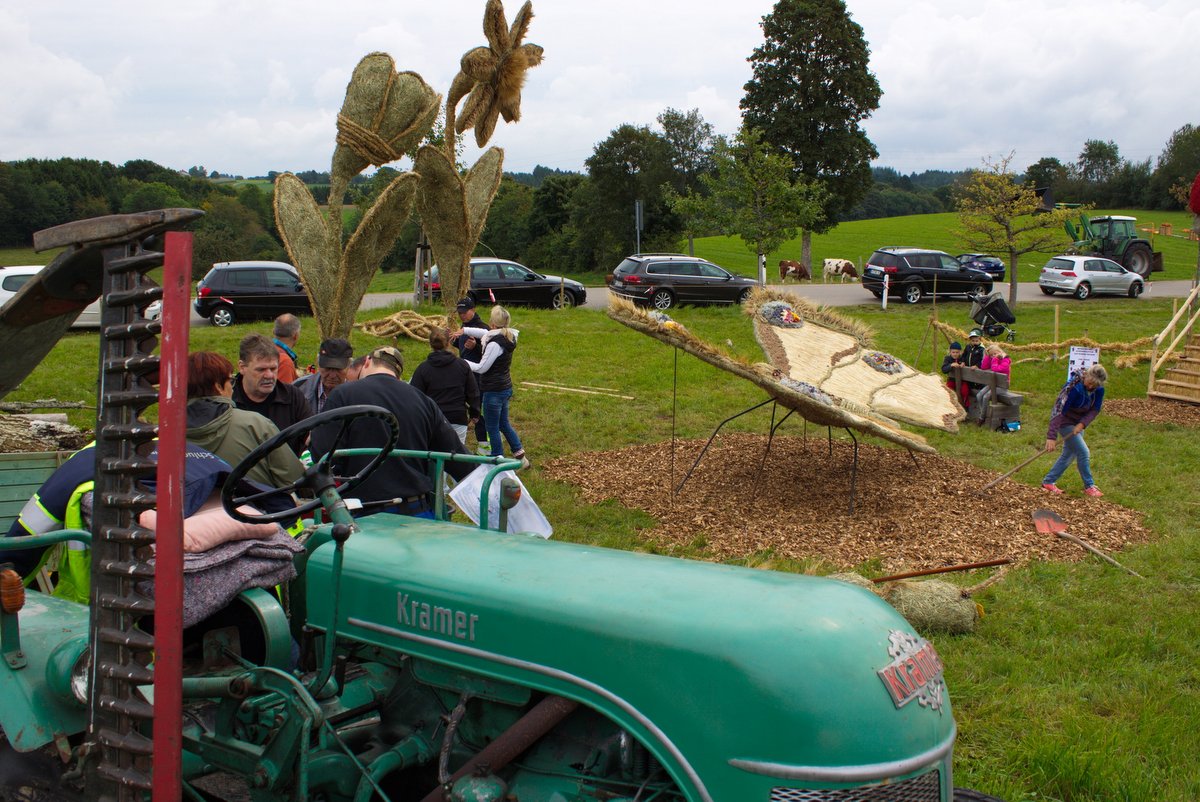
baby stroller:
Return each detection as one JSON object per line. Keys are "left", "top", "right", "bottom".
{"left": 968, "top": 290, "right": 1016, "bottom": 342}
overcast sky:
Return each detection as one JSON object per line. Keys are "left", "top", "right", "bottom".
{"left": 2, "top": 1, "right": 1195, "bottom": 180}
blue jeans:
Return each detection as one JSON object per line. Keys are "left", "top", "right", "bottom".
{"left": 481, "top": 387, "right": 522, "bottom": 458}
{"left": 1043, "top": 425, "right": 1094, "bottom": 488}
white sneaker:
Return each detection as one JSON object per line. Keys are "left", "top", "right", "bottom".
{"left": 476, "top": 444, "right": 492, "bottom": 456}
{"left": 518, "top": 457, "right": 531, "bottom": 470}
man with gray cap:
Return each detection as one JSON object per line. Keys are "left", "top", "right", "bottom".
{"left": 310, "top": 346, "right": 472, "bottom": 517}
{"left": 450, "top": 297, "right": 490, "bottom": 452}
{"left": 294, "top": 338, "right": 354, "bottom": 415}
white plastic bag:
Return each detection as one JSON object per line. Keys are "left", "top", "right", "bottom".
{"left": 448, "top": 465, "right": 552, "bottom": 538}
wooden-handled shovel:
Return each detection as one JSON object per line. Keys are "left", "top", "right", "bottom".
{"left": 1031, "top": 509, "right": 1144, "bottom": 578}
{"left": 977, "top": 431, "right": 1077, "bottom": 495}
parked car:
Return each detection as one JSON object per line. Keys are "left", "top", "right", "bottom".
{"left": 956, "top": 253, "right": 1006, "bottom": 282}
{"left": 425, "top": 257, "right": 586, "bottom": 309}
{"left": 607, "top": 253, "right": 758, "bottom": 310}
{"left": 861, "top": 247, "right": 993, "bottom": 304}
{"left": 1038, "top": 255, "right": 1145, "bottom": 300}
{"left": 0, "top": 264, "right": 101, "bottom": 328}
{"left": 194, "top": 261, "right": 311, "bottom": 327}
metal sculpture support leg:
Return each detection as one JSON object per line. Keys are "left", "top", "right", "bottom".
{"left": 845, "top": 428, "right": 860, "bottom": 514}
{"left": 757, "top": 404, "right": 796, "bottom": 476}
{"left": 827, "top": 426, "right": 833, "bottom": 458}
{"left": 675, "top": 397, "right": 776, "bottom": 493}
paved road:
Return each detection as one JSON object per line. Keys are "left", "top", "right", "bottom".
{"left": 359, "top": 278, "right": 1197, "bottom": 313}
{"left": 182, "top": 279, "right": 1196, "bottom": 328}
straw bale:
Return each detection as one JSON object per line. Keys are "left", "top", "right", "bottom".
{"left": 882, "top": 579, "right": 979, "bottom": 635}
{"left": 827, "top": 572, "right": 880, "bottom": 593}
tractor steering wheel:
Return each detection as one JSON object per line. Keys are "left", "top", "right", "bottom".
{"left": 222, "top": 404, "right": 400, "bottom": 524}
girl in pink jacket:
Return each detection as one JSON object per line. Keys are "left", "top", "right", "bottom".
{"left": 974, "top": 344, "right": 1011, "bottom": 424}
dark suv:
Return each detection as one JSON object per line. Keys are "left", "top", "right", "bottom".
{"left": 862, "top": 248, "right": 993, "bottom": 304}
{"left": 194, "top": 261, "right": 311, "bottom": 327}
{"left": 607, "top": 254, "right": 758, "bottom": 310}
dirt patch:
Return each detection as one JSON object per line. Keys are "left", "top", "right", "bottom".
{"left": 544, "top": 433, "right": 1151, "bottom": 573}
{"left": 1105, "top": 397, "right": 1200, "bottom": 427}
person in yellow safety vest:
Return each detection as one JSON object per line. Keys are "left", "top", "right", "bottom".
{"left": 0, "top": 442, "right": 301, "bottom": 603}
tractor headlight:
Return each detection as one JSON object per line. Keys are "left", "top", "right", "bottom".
{"left": 46, "top": 635, "right": 91, "bottom": 706}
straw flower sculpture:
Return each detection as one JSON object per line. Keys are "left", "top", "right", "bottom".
{"left": 273, "top": 1, "right": 543, "bottom": 338}
{"left": 447, "top": 0, "right": 544, "bottom": 148}
{"left": 423, "top": 0, "right": 543, "bottom": 305}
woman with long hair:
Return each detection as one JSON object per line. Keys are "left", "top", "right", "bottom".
{"left": 459, "top": 306, "right": 529, "bottom": 469}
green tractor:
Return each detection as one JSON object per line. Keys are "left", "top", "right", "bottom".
{"left": 1065, "top": 213, "right": 1163, "bottom": 278}
{"left": 0, "top": 212, "right": 1002, "bottom": 802}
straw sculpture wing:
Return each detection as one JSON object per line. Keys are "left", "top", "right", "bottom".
{"left": 745, "top": 289, "right": 964, "bottom": 434}
{"left": 607, "top": 293, "right": 957, "bottom": 454}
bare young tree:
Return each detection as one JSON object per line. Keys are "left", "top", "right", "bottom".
{"left": 955, "top": 154, "right": 1081, "bottom": 305}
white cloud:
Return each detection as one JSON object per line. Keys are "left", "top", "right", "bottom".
{"left": 1, "top": 0, "right": 1195, "bottom": 177}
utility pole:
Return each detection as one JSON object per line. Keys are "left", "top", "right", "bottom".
{"left": 635, "top": 200, "right": 643, "bottom": 254}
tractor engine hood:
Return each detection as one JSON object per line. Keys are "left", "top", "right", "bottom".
{"left": 306, "top": 516, "right": 955, "bottom": 798}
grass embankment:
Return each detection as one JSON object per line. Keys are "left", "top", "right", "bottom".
{"left": 10, "top": 291, "right": 1200, "bottom": 800}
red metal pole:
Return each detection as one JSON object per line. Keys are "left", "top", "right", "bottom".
{"left": 152, "top": 231, "right": 191, "bottom": 802}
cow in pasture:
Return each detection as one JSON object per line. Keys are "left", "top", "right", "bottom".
{"left": 778, "top": 259, "right": 811, "bottom": 282}
{"left": 823, "top": 258, "right": 859, "bottom": 283}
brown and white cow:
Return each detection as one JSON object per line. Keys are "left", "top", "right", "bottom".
{"left": 778, "top": 259, "right": 811, "bottom": 282}
{"left": 823, "top": 258, "right": 859, "bottom": 282}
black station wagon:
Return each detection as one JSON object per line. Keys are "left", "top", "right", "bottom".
{"left": 607, "top": 254, "right": 758, "bottom": 310}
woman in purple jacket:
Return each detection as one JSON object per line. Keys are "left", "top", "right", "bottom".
{"left": 1042, "top": 363, "right": 1108, "bottom": 496}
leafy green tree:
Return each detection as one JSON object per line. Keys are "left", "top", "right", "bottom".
{"left": 955, "top": 154, "right": 1079, "bottom": 305}
{"left": 1076, "top": 139, "right": 1121, "bottom": 184}
{"left": 192, "top": 194, "right": 286, "bottom": 279}
{"left": 657, "top": 107, "right": 715, "bottom": 194}
{"left": 1025, "top": 157, "right": 1069, "bottom": 190}
{"left": 480, "top": 177, "right": 533, "bottom": 259}
{"left": 525, "top": 174, "right": 585, "bottom": 273}
{"left": 528, "top": 173, "right": 584, "bottom": 239}
{"left": 674, "top": 128, "right": 824, "bottom": 282}
{"left": 119, "top": 182, "right": 190, "bottom": 214}
{"left": 1147, "top": 124, "right": 1200, "bottom": 210}
{"left": 582, "top": 124, "right": 681, "bottom": 269}
{"left": 741, "top": 0, "right": 881, "bottom": 269}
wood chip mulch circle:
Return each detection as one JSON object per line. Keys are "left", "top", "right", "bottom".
{"left": 543, "top": 433, "right": 1151, "bottom": 573}
{"left": 1104, "top": 397, "right": 1200, "bottom": 427}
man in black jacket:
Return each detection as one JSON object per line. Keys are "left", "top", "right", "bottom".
{"left": 309, "top": 346, "right": 473, "bottom": 518}
{"left": 232, "top": 333, "right": 312, "bottom": 455}
{"left": 450, "top": 297, "right": 490, "bottom": 453}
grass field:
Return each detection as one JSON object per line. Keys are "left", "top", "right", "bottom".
{"left": 3, "top": 210, "right": 1199, "bottom": 800}
{"left": 9, "top": 286, "right": 1200, "bottom": 800}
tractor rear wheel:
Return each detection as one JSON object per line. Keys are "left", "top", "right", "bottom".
{"left": 1122, "top": 242, "right": 1153, "bottom": 278}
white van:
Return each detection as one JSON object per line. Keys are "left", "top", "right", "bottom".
{"left": 0, "top": 264, "right": 102, "bottom": 328}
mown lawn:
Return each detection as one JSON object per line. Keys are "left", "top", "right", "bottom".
{"left": 10, "top": 289, "right": 1200, "bottom": 800}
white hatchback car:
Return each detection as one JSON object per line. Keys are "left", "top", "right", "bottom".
{"left": 1038, "top": 255, "right": 1145, "bottom": 300}
{"left": 0, "top": 264, "right": 102, "bottom": 327}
